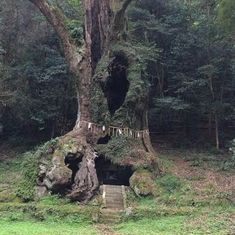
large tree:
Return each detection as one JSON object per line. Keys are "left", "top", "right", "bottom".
{"left": 26, "top": 0, "right": 159, "bottom": 201}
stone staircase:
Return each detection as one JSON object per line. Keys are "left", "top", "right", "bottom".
{"left": 99, "top": 185, "right": 126, "bottom": 223}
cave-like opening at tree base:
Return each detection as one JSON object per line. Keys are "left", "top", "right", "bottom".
{"left": 64, "top": 152, "right": 83, "bottom": 184}
{"left": 97, "top": 134, "right": 111, "bottom": 144}
{"left": 95, "top": 156, "right": 133, "bottom": 186}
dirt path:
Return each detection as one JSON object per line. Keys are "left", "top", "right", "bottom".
{"left": 95, "top": 224, "right": 121, "bottom": 235}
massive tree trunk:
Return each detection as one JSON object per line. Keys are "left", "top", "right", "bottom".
{"left": 30, "top": 0, "right": 159, "bottom": 202}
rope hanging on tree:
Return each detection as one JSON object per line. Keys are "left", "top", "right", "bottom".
{"left": 79, "top": 120, "right": 150, "bottom": 139}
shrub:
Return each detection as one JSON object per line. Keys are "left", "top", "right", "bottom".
{"left": 16, "top": 138, "right": 58, "bottom": 201}
{"left": 16, "top": 151, "right": 40, "bottom": 202}
{"left": 157, "top": 174, "right": 182, "bottom": 193}
{"left": 221, "top": 139, "right": 235, "bottom": 170}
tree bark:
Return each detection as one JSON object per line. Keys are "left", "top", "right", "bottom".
{"left": 30, "top": 0, "right": 159, "bottom": 201}
{"left": 215, "top": 114, "right": 220, "bottom": 150}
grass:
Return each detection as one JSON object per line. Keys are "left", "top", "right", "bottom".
{"left": 0, "top": 155, "right": 23, "bottom": 186}
{"left": 0, "top": 143, "right": 234, "bottom": 234}
{"left": 0, "top": 221, "right": 98, "bottom": 235}
{"left": 114, "top": 211, "right": 234, "bottom": 235}
{"left": 117, "top": 183, "right": 234, "bottom": 235}
{"left": 0, "top": 154, "right": 24, "bottom": 203}
{"left": 0, "top": 198, "right": 100, "bottom": 235}
{"left": 118, "top": 148, "right": 235, "bottom": 234}
{"left": 115, "top": 216, "right": 186, "bottom": 235}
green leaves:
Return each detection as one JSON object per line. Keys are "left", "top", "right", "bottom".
{"left": 153, "top": 97, "right": 190, "bottom": 112}
{"left": 217, "top": 0, "right": 235, "bottom": 33}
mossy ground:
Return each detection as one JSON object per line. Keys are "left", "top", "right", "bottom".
{"left": 0, "top": 141, "right": 234, "bottom": 234}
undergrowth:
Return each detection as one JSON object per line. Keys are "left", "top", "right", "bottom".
{"left": 0, "top": 195, "right": 97, "bottom": 224}
{"left": 96, "top": 136, "right": 137, "bottom": 164}
{"left": 16, "top": 138, "right": 59, "bottom": 202}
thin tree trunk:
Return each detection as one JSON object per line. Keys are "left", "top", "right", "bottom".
{"left": 215, "top": 114, "right": 219, "bottom": 150}
{"left": 208, "top": 112, "right": 212, "bottom": 137}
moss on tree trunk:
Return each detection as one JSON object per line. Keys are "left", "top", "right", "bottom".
{"left": 26, "top": 0, "right": 160, "bottom": 202}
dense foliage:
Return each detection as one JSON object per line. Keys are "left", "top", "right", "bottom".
{"left": 0, "top": 0, "right": 77, "bottom": 141}
{"left": 129, "top": 0, "right": 235, "bottom": 148}
{"left": 0, "top": 0, "right": 234, "bottom": 149}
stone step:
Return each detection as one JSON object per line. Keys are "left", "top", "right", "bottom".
{"left": 100, "top": 212, "right": 121, "bottom": 218}
{"left": 105, "top": 192, "right": 122, "bottom": 195}
{"left": 106, "top": 201, "right": 123, "bottom": 204}
{"left": 106, "top": 194, "right": 122, "bottom": 197}
{"left": 100, "top": 208, "right": 122, "bottom": 213}
{"left": 105, "top": 196, "right": 123, "bottom": 200}
{"left": 105, "top": 185, "right": 122, "bottom": 188}
{"left": 106, "top": 202, "right": 123, "bottom": 205}
{"left": 99, "top": 208, "right": 122, "bottom": 223}
{"left": 99, "top": 214, "right": 122, "bottom": 223}
{"left": 105, "top": 193, "right": 122, "bottom": 196}
{"left": 105, "top": 200, "right": 123, "bottom": 204}
{"left": 99, "top": 184, "right": 126, "bottom": 223}
{"left": 106, "top": 200, "right": 123, "bottom": 205}
{"left": 105, "top": 190, "right": 122, "bottom": 193}
{"left": 105, "top": 205, "right": 124, "bottom": 210}
{"left": 106, "top": 199, "right": 123, "bottom": 202}
{"left": 105, "top": 188, "right": 122, "bottom": 192}
{"left": 105, "top": 188, "right": 122, "bottom": 191}
{"left": 106, "top": 201, "right": 123, "bottom": 206}
{"left": 106, "top": 191, "right": 122, "bottom": 194}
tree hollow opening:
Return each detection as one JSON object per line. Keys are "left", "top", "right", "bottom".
{"left": 104, "top": 52, "right": 129, "bottom": 115}
{"left": 97, "top": 134, "right": 111, "bottom": 144}
{"left": 64, "top": 153, "right": 83, "bottom": 184}
{"left": 95, "top": 156, "right": 133, "bottom": 186}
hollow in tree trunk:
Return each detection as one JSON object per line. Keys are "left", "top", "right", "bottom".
{"left": 30, "top": 0, "right": 160, "bottom": 202}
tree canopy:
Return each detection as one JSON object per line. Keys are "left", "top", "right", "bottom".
{"left": 0, "top": 0, "right": 234, "bottom": 149}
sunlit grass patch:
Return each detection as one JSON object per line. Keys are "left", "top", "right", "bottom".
{"left": 0, "top": 221, "right": 98, "bottom": 235}
{"left": 115, "top": 216, "right": 186, "bottom": 235}
{"left": 115, "top": 211, "right": 234, "bottom": 235}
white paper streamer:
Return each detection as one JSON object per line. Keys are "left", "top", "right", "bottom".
{"left": 88, "top": 122, "right": 92, "bottom": 129}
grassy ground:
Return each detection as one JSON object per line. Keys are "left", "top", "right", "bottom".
{"left": 114, "top": 198, "right": 234, "bottom": 235}
{"left": 0, "top": 221, "right": 98, "bottom": 235}
{"left": 112, "top": 147, "right": 235, "bottom": 235}
{"left": 0, "top": 142, "right": 234, "bottom": 234}
{"left": 0, "top": 196, "right": 101, "bottom": 235}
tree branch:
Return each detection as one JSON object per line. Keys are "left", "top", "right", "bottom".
{"left": 122, "top": 0, "right": 133, "bottom": 12}
{"left": 29, "top": 0, "right": 83, "bottom": 74}
{"left": 113, "top": 0, "right": 133, "bottom": 34}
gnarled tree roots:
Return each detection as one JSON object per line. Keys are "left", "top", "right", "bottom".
{"left": 36, "top": 124, "right": 159, "bottom": 202}
{"left": 37, "top": 127, "right": 100, "bottom": 202}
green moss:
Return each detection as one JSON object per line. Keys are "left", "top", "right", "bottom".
{"left": 91, "top": 41, "right": 150, "bottom": 128}
{"left": 60, "top": 137, "right": 84, "bottom": 155}
{"left": 129, "top": 169, "right": 155, "bottom": 196}
{"left": 16, "top": 152, "right": 41, "bottom": 202}
{"left": 16, "top": 138, "right": 59, "bottom": 202}
{"left": 96, "top": 136, "right": 135, "bottom": 164}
